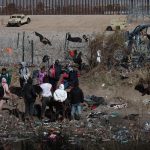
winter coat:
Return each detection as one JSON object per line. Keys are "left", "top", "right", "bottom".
{"left": 68, "top": 70, "right": 79, "bottom": 85}
{"left": 23, "top": 83, "right": 36, "bottom": 103}
{"left": 54, "top": 84, "right": 67, "bottom": 102}
{"left": 54, "top": 64, "right": 62, "bottom": 81}
{"left": 70, "top": 87, "right": 84, "bottom": 104}
{"left": 0, "top": 72, "right": 11, "bottom": 86}
{"left": 19, "top": 62, "right": 30, "bottom": 80}
{"left": 38, "top": 71, "right": 46, "bottom": 84}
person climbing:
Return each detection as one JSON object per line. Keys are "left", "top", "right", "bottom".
{"left": 23, "top": 77, "right": 37, "bottom": 119}
{"left": 70, "top": 82, "right": 84, "bottom": 121}
{"left": 0, "top": 68, "right": 11, "bottom": 86}
{"left": 38, "top": 66, "right": 47, "bottom": 84}
{"left": 40, "top": 76, "right": 53, "bottom": 119}
{"left": 54, "top": 84, "right": 67, "bottom": 120}
{"left": 73, "top": 52, "right": 83, "bottom": 70}
{"left": 19, "top": 62, "right": 30, "bottom": 88}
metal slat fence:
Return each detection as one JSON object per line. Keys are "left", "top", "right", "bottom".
{"left": 0, "top": 0, "right": 150, "bottom": 15}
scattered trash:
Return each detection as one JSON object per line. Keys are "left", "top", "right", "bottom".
{"left": 110, "top": 103, "right": 127, "bottom": 109}
{"left": 84, "top": 95, "right": 107, "bottom": 108}
{"left": 102, "top": 83, "right": 105, "bottom": 87}
{"left": 110, "top": 112, "right": 120, "bottom": 118}
{"left": 113, "top": 127, "right": 131, "bottom": 144}
{"left": 143, "top": 99, "right": 150, "bottom": 105}
{"left": 144, "top": 122, "right": 150, "bottom": 132}
{"left": 88, "top": 112, "right": 107, "bottom": 119}
{"left": 123, "top": 114, "right": 139, "bottom": 121}
{"left": 48, "top": 133, "right": 57, "bottom": 142}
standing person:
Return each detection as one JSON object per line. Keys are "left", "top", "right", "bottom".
{"left": 68, "top": 66, "right": 80, "bottom": 86}
{"left": 0, "top": 68, "right": 11, "bottom": 86}
{"left": 57, "top": 70, "right": 69, "bottom": 89}
{"left": 40, "top": 76, "right": 53, "bottom": 119}
{"left": 1, "top": 78, "right": 17, "bottom": 107}
{"left": 0, "top": 81, "right": 4, "bottom": 110}
{"left": 23, "top": 78, "right": 37, "bottom": 119}
{"left": 49, "top": 60, "right": 62, "bottom": 91}
{"left": 1, "top": 78, "right": 11, "bottom": 99}
{"left": 54, "top": 84, "right": 67, "bottom": 120}
{"left": 74, "top": 52, "right": 82, "bottom": 70}
{"left": 54, "top": 60, "right": 62, "bottom": 82}
{"left": 96, "top": 50, "right": 101, "bottom": 63}
{"left": 70, "top": 82, "right": 84, "bottom": 120}
{"left": 19, "top": 62, "right": 30, "bottom": 88}
{"left": 38, "top": 66, "right": 47, "bottom": 84}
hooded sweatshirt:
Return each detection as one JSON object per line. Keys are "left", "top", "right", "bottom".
{"left": 1, "top": 78, "right": 10, "bottom": 97}
{"left": 19, "top": 62, "right": 30, "bottom": 80}
{"left": 40, "top": 83, "right": 52, "bottom": 97}
{"left": 54, "top": 84, "right": 67, "bottom": 102}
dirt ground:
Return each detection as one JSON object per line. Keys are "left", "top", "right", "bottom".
{"left": 1, "top": 16, "right": 150, "bottom": 148}
{"left": 0, "top": 15, "right": 150, "bottom": 124}
{"left": 0, "top": 15, "right": 127, "bottom": 32}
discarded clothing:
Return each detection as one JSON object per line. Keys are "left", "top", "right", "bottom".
{"left": 88, "top": 112, "right": 107, "bottom": 118}
{"left": 123, "top": 114, "right": 139, "bottom": 121}
{"left": 110, "top": 103, "right": 127, "bottom": 109}
{"left": 84, "top": 95, "right": 107, "bottom": 107}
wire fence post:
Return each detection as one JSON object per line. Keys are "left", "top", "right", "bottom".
{"left": 22, "top": 32, "right": 25, "bottom": 62}
{"left": 31, "top": 40, "right": 34, "bottom": 64}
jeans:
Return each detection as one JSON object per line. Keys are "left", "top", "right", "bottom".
{"left": 41, "top": 96, "right": 53, "bottom": 117}
{"left": 25, "top": 101, "right": 34, "bottom": 116}
{"left": 71, "top": 103, "right": 81, "bottom": 119}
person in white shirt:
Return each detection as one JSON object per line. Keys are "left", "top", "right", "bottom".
{"left": 54, "top": 84, "right": 67, "bottom": 120}
{"left": 40, "top": 76, "right": 52, "bottom": 118}
{"left": 54, "top": 84, "right": 67, "bottom": 102}
{"left": 96, "top": 50, "right": 101, "bottom": 63}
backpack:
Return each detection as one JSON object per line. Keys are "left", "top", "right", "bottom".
{"left": 49, "top": 65, "right": 56, "bottom": 78}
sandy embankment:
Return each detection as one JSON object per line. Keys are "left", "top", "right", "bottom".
{"left": 0, "top": 15, "right": 126, "bottom": 32}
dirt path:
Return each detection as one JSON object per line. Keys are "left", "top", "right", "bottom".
{"left": 0, "top": 15, "right": 126, "bottom": 32}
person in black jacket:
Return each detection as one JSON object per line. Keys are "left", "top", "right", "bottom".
{"left": 70, "top": 82, "right": 84, "bottom": 120}
{"left": 23, "top": 77, "right": 37, "bottom": 118}
{"left": 54, "top": 60, "right": 62, "bottom": 81}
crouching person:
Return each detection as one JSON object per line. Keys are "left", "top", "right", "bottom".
{"left": 54, "top": 84, "right": 67, "bottom": 120}
{"left": 70, "top": 82, "right": 84, "bottom": 121}
{"left": 40, "top": 76, "right": 53, "bottom": 119}
{"left": 23, "top": 78, "right": 37, "bottom": 119}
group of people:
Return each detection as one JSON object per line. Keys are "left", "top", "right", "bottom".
{"left": 0, "top": 60, "right": 86, "bottom": 122}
